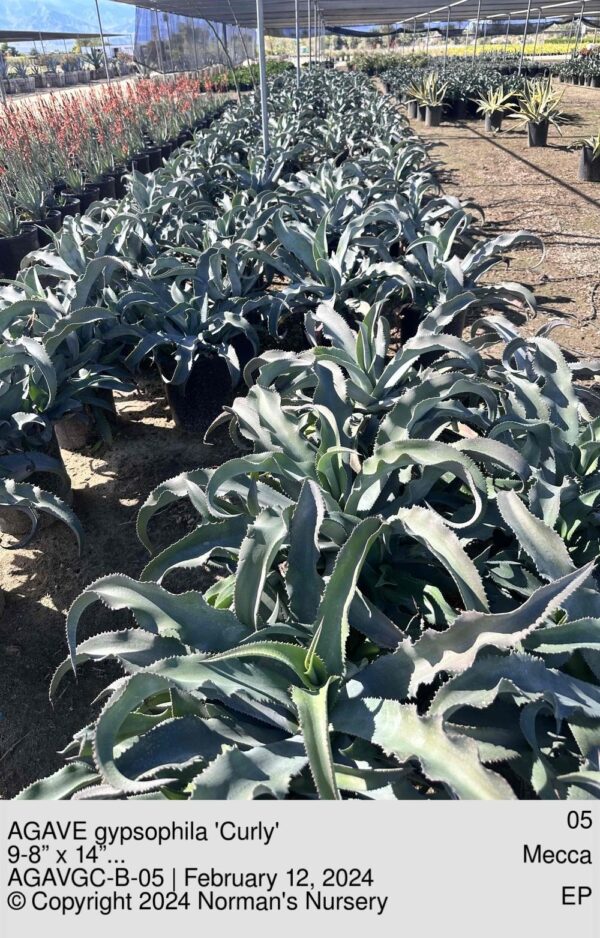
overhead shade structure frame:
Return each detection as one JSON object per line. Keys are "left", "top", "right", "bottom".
{"left": 119, "top": 0, "right": 600, "bottom": 27}
{"left": 0, "top": 30, "right": 125, "bottom": 43}
{"left": 116, "top": 0, "right": 600, "bottom": 166}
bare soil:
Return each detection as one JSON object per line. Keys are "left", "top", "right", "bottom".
{"left": 0, "top": 379, "right": 237, "bottom": 798}
{"left": 3, "top": 82, "right": 600, "bottom": 798}
{"left": 415, "top": 81, "right": 600, "bottom": 359}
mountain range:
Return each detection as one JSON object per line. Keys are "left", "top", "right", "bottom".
{"left": 0, "top": 1, "right": 135, "bottom": 38}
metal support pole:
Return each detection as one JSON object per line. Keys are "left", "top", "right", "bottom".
{"left": 155, "top": 10, "right": 165, "bottom": 73}
{"left": 444, "top": 7, "right": 451, "bottom": 67}
{"left": 318, "top": 13, "right": 322, "bottom": 63}
{"left": 472, "top": 0, "right": 482, "bottom": 60}
{"left": 39, "top": 32, "right": 47, "bottom": 56}
{"left": 504, "top": 13, "right": 512, "bottom": 57}
{"left": 412, "top": 18, "right": 417, "bottom": 54}
{"left": 256, "top": 0, "right": 270, "bottom": 153}
{"left": 191, "top": 17, "right": 200, "bottom": 74}
{"left": 566, "top": 16, "right": 576, "bottom": 54}
{"left": 93, "top": 0, "right": 112, "bottom": 82}
{"left": 295, "top": 0, "right": 301, "bottom": 85}
{"left": 308, "top": 0, "right": 312, "bottom": 67}
{"left": 165, "top": 13, "right": 175, "bottom": 72}
{"left": 426, "top": 15, "right": 431, "bottom": 54}
{"left": 574, "top": 0, "right": 585, "bottom": 54}
{"left": 532, "top": 9, "right": 542, "bottom": 56}
{"left": 518, "top": 0, "right": 533, "bottom": 74}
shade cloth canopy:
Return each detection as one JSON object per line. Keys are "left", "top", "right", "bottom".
{"left": 119, "top": 0, "right": 600, "bottom": 29}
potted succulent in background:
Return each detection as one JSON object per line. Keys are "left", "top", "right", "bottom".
{"left": 62, "top": 59, "right": 80, "bottom": 86}
{"left": 83, "top": 47, "right": 105, "bottom": 81}
{"left": 515, "top": 79, "right": 566, "bottom": 147}
{"left": 576, "top": 130, "right": 600, "bottom": 182}
{"left": 14, "top": 174, "right": 61, "bottom": 247}
{"left": 0, "top": 185, "right": 39, "bottom": 280}
{"left": 8, "top": 63, "right": 34, "bottom": 95}
{"left": 0, "top": 342, "right": 79, "bottom": 542}
{"left": 28, "top": 62, "right": 45, "bottom": 89}
{"left": 422, "top": 73, "right": 448, "bottom": 127}
{"left": 43, "top": 60, "right": 65, "bottom": 88}
{"left": 405, "top": 77, "right": 425, "bottom": 120}
{"left": 474, "top": 85, "right": 515, "bottom": 132}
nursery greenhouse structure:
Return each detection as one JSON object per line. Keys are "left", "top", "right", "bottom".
{"left": 1, "top": 0, "right": 600, "bottom": 805}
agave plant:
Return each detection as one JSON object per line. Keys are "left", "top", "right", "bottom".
{"left": 10, "top": 68, "right": 600, "bottom": 802}
{"left": 473, "top": 85, "right": 516, "bottom": 117}
{"left": 420, "top": 73, "right": 449, "bottom": 108}
{"left": 0, "top": 338, "right": 82, "bottom": 547}
{"left": 514, "top": 79, "right": 566, "bottom": 131}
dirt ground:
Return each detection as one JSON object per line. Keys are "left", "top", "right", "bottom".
{"left": 2, "top": 81, "right": 600, "bottom": 799}
{"left": 0, "top": 381, "right": 237, "bottom": 799}
{"left": 415, "top": 81, "right": 600, "bottom": 360}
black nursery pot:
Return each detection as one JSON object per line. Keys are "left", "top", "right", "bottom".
{"left": 447, "top": 98, "right": 468, "bottom": 121}
{"left": 418, "top": 104, "right": 427, "bottom": 121}
{"left": 485, "top": 112, "right": 503, "bottom": 132}
{"left": 229, "top": 334, "right": 255, "bottom": 373}
{"left": 161, "top": 142, "right": 173, "bottom": 161}
{"left": 129, "top": 153, "right": 150, "bottom": 174}
{"left": 79, "top": 184, "right": 101, "bottom": 213}
{"left": 0, "top": 227, "right": 40, "bottom": 279}
{"left": 59, "top": 196, "right": 81, "bottom": 220}
{"left": 55, "top": 390, "right": 118, "bottom": 452}
{"left": 425, "top": 105, "right": 442, "bottom": 127}
{"left": 97, "top": 175, "right": 116, "bottom": 200}
{"left": 407, "top": 99, "right": 419, "bottom": 119}
{"left": 146, "top": 146, "right": 163, "bottom": 172}
{"left": 591, "top": 75, "right": 600, "bottom": 88}
{"left": 163, "top": 356, "right": 234, "bottom": 435}
{"left": 528, "top": 120, "right": 549, "bottom": 148}
{"left": 36, "top": 210, "right": 62, "bottom": 247}
{"left": 578, "top": 145, "right": 600, "bottom": 182}
{"left": 112, "top": 166, "right": 128, "bottom": 198}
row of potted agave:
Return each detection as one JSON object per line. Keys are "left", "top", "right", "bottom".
{"left": 2, "top": 62, "right": 135, "bottom": 96}
{"left": 0, "top": 69, "right": 446, "bottom": 536}
{"left": 2, "top": 71, "right": 93, "bottom": 95}
{"left": 395, "top": 68, "right": 600, "bottom": 181}
{"left": 0, "top": 110, "right": 225, "bottom": 282}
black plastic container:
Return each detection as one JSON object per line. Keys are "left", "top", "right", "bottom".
{"left": 485, "top": 112, "right": 503, "bottom": 132}
{"left": 528, "top": 120, "right": 549, "bottom": 148}
{"left": 425, "top": 105, "right": 442, "bottom": 127}
{"left": 447, "top": 98, "right": 468, "bottom": 120}
{"left": 129, "top": 153, "right": 150, "bottom": 174}
{"left": 79, "top": 184, "right": 101, "bottom": 212}
{"left": 36, "top": 210, "right": 62, "bottom": 247}
{"left": 55, "top": 390, "right": 118, "bottom": 451}
{"left": 112, "top": 166, "right": 128, "bottom": 198}
{"left": 578, "top": 145, "right": 600, "bottom": 182}
{"left": 163, "top": 356, "right": 233, "bottom": 435}
{"left": 146, "top": 146, "right": 163, "bottom": 171}
{"left": 0, "top": 227, "right": 40, "bottom": 279}
{"left": 59, "top": 197, "right": 81, "bottom": 220}
{"left": 97, "top": 175, "right": 116, "bottom": 200}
